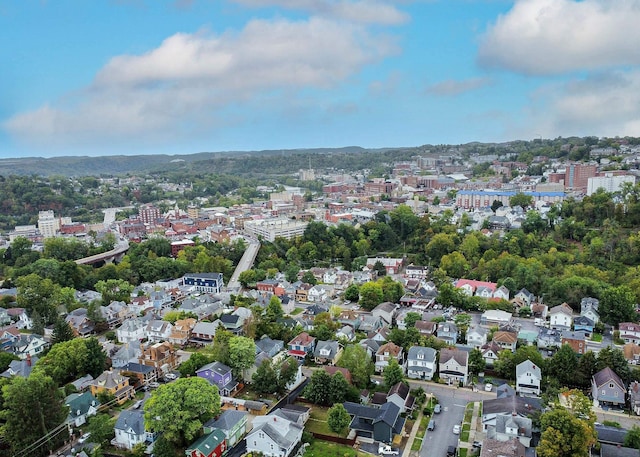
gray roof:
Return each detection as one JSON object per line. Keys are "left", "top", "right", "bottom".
{"left": 198, "top": 361, "right": 232, "bottom": 376}
{"left": 255, "top": 336, "right": 284, "bottom": 357}
{"left": 600, "top": 443, "right": 639, "bottom": 457}
{"left": 120, "top": 362, "right": 155, "bottom": 374}
{"left": 204, "top": 410, "right": 247, "bottom": 431}
{"left": 515, "top": 359, "right": 541, "bottom": 379}
{"left": 407, "top": 346, "right": 436, "bottom": 362}
{"left": 482, "top": 396, "right": 541, "bottom": 416}
{"left": 595, "top": 424, "right": 627, "bottom": 445}
{"left": 115, "top": 410, "right": 145, "bottom": 435}
{"left": 593, "top": 367, "right": 625, "bottom": 390}
{"left": 1, "top": 357, "right": 38, "bottom": 378}
{"left": 314, "top": 340, "right": 340, "bottom": 358}
{"left": 494, "top": 413, "right": 532, "bottom": 437}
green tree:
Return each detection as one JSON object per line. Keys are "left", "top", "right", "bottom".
{"left": 228, "top": 336, "right": 256, "bottom": 379}
{"left": 359, "top": 281, "right": 384, "bottom": 311}
{"left": 144, "top": 377, "right": 221, "bottom": 447}
{"left": 252, "top": 359, "right": 279, "bottom": 394}
{"left": 301, "top": 270, "right": 318, "bottom": 285}
{"left": 178, "top": 352, "right": 212, "bottom": 377}
{"left": 600, "top": 285, "right": 637, "bottom": 325}
{"left": 328, "top": 372, "right": 351, "bottom": 404}
{"left": 266, "top": 295, "right": 284, "bottom": 321}
{"left": 509, "top": 193, "right": 534, "bottom": 209}
{"left": 337, "top": 344, "right": 374, "bottom": 388}
{"left": 383, "top": 358, "right": 404, "bottom": 388}
{"left": 94, "top": 278, "right": 134, "bottom": 304}
{"left": 277, "top": 357, "right": 299, "bottom": 392}
{"left": 469, "top": 348, "right": 486, "bottom": 375}
{"left": 16, "top": 274, "right": 61, "bottom": 325}
{"left": 537, "top": 408, "right": 596, "bottom": 457}
{"left": 84, "top": 337, "right": 108, "bottom": 378}
{"left": 304, "top": 370, "right": 333, "bottom": 406}
{"left": 378, "top": 276, "right": 404, "bottom": 303}
{"left": 51, "top": 318, "right": 75, "bottom": 345}
{"left": 327, "top": 403, "right": 351, "bottom": 434}
{"left": 624, "top": 425, "right": 640, "bottom": 449}
{"left": 86, "top": 413, "right": 115, "bottom": 445}
{"left": 151, "top": 434, "right": 177, "bottom": 457}
{"left": 596, "top": 346, "right": 631, "bottom": 383}
{"left": 403, "top": 312, "right": 422, "bottom": 328}
{"left": 0, "top": 351, "right": 19, "bottom": 373}
{"left": 3, "top": 371, "right": 68, "bottom": 457}
{"left": 548, "top": 344, "right": 579, "bottom": 388}
{"left": 344, "top": 283, "right": 360, "bottom": 302}
{"left": 238, "top": 269, "right": 257, "bottom": 288}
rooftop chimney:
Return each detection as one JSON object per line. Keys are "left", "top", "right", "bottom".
{"left": 26, "top": 354, "right": 31, "bottom": 367}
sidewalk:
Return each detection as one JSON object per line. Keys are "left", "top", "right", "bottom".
{"left": 402, "top": 410, "right": 423, "bottom": 457}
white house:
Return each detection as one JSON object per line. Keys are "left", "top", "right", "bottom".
{"left": 466, "top": 327, "right": 488, "bottom": 349}
{"left": 481, "top": 342, "right": 500, "bottom": 367}
{"left": 549, "top": 303, "right": 573, "bottom": 331}
{"left": 145, "top": 319, "right": 173, "bottom": 342}
{"left": 619, "top": 322, "right": 640, "bottom": 344}
{"left": 515, "top": 360, "right": 542, "bottom": 396}
{"left": 439, "top": 348, "right": 469, "bottom": 385}
{"left": 481, "top": 310, "right": 513, "bottom": 327}
{"left": 117, "top": 318, "right": 147, "bottom": 344}
{"left": 65, "top": 392, "right": 100, "bottom": 428}
{"left": 493, "top": 286, "right": 510, "bottom": 301}
{"left": 246, "top": 413, "right": 303, "bottom": 457}
{"left": 406, "top": 346, "right": 437, "bottom": 380}
{"left": 113, "top": 410, "right": 149, "bottom": 450}
{"left": 372, "top": 302, "right": 397, "bottom": 326}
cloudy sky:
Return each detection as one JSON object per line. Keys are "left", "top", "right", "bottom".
{"left": 2, "top": 0, "right": 639, "bottom": 158}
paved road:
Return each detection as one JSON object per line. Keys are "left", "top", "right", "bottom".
{"left": 227, "top": 239, "right": 260, "bottom": 291}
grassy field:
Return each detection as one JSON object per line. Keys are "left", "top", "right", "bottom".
{"left": 303, "top": 440, "right": 369, "bottom": 457}
{"left": 299, "top": 403, "right": 349, "bottom": 437}
{"left": 291, "top": 307, "right": 304, "bottom": 315}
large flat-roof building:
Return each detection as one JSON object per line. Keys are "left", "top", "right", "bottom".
{"left": 244, "top": 218, "right": 308, "bottom": 242}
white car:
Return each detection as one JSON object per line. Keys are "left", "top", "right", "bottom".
{"left": 165, "top": 373, "right": 177, "bottom": 380}
{"left": 378, "top": 445, "right": 399, "bottom": 455}
{"left": 78, "top": 432, "right": 91, "bottom": 443}
{"left": 485, "top": 383, "right": 493, "bottom": 392}
{"left": 453, "top": 424, "right": 461, "bottom": 435}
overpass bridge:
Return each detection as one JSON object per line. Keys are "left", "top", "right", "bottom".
{"left": 75, "top": 239, "right": 130, "bottom": 266}
{"left": 226, "top": 239, "right": 261, "bottom": 291}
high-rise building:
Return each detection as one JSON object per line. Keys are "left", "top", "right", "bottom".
{"left": 587, "top": 174, "right": 636, "bottom": 196}
{"left": 38, "top": 210, "right": 59, "bottom": 238}
{"left": 139, "top": 205, "right": 161, "bottom": 224}
{"left": 565, "top": 164, "right": 597, "bottom": 190}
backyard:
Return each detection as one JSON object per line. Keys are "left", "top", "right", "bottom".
{"left": 303, "top": 440, "right": 369, "bottom": 457}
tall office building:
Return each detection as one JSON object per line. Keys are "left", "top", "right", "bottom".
{"left": 565, "top": 164, "right": 597, "bottom": 190}
{"left": 38, "top": 210, "right": 59, "bottom": 238}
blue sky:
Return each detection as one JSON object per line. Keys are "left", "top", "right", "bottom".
{"left": 2, "top": 0, "right": 640, "bottom": 158}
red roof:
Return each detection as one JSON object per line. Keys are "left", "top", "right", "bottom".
{"left": 288, "top": 350, "right": 307, "bottom": 357}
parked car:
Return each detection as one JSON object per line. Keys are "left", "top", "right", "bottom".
{"left": 378, "top": 444, "right": 399, "bottom": 455}
{"left": 78, "top": 432, "right": 91, "bottom": 443}
{"left": 133, "top": 400, "right": 143, "bottom": 409}
{"left": 452, "top": 424, "right": 461, "bottom": 435}
{"left": 164, "top": 373, "right": 177, "bottom": 381}
{"left": 484, "top": 383, "right": 493, "bottom": 392}
{"left": 433, "top": 404, "right": 441, "bottom": 414}
{"left": 447, "top": 445, "right": 457, "bottom": 456}
{"left": 148, "top": 381, "right": 160, "bottom": 388}
{"left": 428, "top": 420, "right": 436, "bottom": 431}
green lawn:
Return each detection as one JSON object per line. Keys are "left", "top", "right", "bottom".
{"left": 591, "top": 333, "right": 603, "bottom": 342}
{"left": 291, "top": 307, "right": 304, "bottom": 315}
{"left": 300, "top": 404, "right": 349, "bottom": 437}
{"left": 303, "top": 440, "right": 369, "bottom": 457}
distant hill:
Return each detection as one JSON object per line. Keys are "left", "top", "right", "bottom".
{"left": 0, "top": 146, "right": 385, "bottom": 177}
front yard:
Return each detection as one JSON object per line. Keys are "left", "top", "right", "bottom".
{"left": 303, "top": 440, "right": 369, "bottom": 457}
{"left": 298, "top": 402, "right": 349, "bottom": 437}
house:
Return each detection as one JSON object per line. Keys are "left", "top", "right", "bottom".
{"left": 313, "top": 340, "right": 342, "bottom": 365}
{"left": 455, "top": 279, "right": 497, "bottom": 297}
{"left": 387, "top": 382, "right": 415, "bottom": 414}
{"left": 9, "top": 334, "right": 49, "bottom": 359}
{"left": 415, "top": 320, "right": 437, "bottom": 337}
{"left": 186, "top": 429, "right": 227, "bottom": 457}
{"left": 439, "top": 348, "right": 469, "bottom": 385}
{"left": 359, "top": 338, "right": 380, "bottom": 359}
{"left": 531, "top": 303, "right": 548, "bottom": 319}
{"left": 514, "top": 289, "right": 535, "bottom": 307}
{"left": 255, "top": 336, "right": 284, "bottom": 358}
{"left": 406, "top": 346, "right": 437, "bottom": 380}
{"left": 573, "top": 315, "right": 595, "bottom": 337}
{"left": 479, "top": 438, "right": 526, "bottom": 457}
{"left": 197, "top": 361, "right": 239, "bottom": 396}
{"left": 119, "top": 362, "right": 157, "bottom": 387}
{"left": 70, "top": 374, "right": 94, "bottom": 392}
{"left": 90, "top": 370, "right": 135, "bottom": 405}
{"left": 65, "top": 308, "right": 95, "bottom": 336}
{"left": 275, "top": 404, "right": 311, "bottom": 426}
{"left": 436, "top": 322, "right": 459, "bottom": 345}
{"left": 405, "top": 264, "right": 428, "bottom": 279}
{"left": 372, "top": 302, "right": 397, "bottom": 326}
{"left": 481, "top": 396, "right": 542, "bottom": 432}
{"left": 335, "top": 325, "right": 356, "bottom": 342}
{"left": 337, "top": 310, "right": 361, "bottom": 329}
{"left": 138, "top": 341, "right": 178, "bottom": 376}
{"left": 581, "top": 298, "right": 600, "bottom": 324}
{"left": 487, "top": 413, "right": 533, "bottom": 447}
{"left": 619, "top": 322, "right": 640, "bottom": 344}
{"left": 220, "top": 314, "right": 244, "bottom": 335}
{"left": 623, "top": 343, "right": 640, "bottom": 365}
{"left": 287, "top": 332, "right": 316, "bottom": 360}
{"left": 6, "top": 307, "right": 32, "bottom": 329}
{"left": 294, "top": 283, "right": 312, "bottom": 302}
{"left": 65, "top": 392, "right": 100, "bottom": 427}
{"left": 536, "top": 327, "right": 561, "bottom": 349}
{"left": 117, "top": 318, "right": 147, "bottom": 344}
{"left": 493, "top": 286, "right": 510, "bottom": 301}
{"left": 629, "top": 381, "right": 640, "bottom": 415}
{"left": 246, "top": 413, "right": 303, "bottom": 457}
{"left": 308, "top": 285, "right": 333, "bottom": 303}
{"left": 203, "top": 410, "right": 248, "bottom": 447}
{"left": 481, "top": 310, "right": 513, "bottom": 327}
{"left": 112, "top": 344, "right": 142, "bottom": 368}
{"left": 167, "top": 318, "right": 197, "bottom": 346}
{"left": 366, "top": 257, "right": 404, "bottom": 275}
{"left": 145, "top": 319, "right": 173, "bottom": 342}
{"left": 191, "top": 321, "right": 222, "bottom": 343}
{"left": 0, "top": 354, "right": 37, "bottom": 378}
{"left": 113, "top": 410, "right": 150, "bottom": 450}
{"left": 375, "top": 342, "right": 404, "bottom": 373}
{"left": 515, "top": 360, "right": 542, "bottom": 396}
{"left": 481, "top": 342, "right": 501, "bottom": 367}
{"left": 466, "top": 326, "right": 488, "bottom": 349}
{"left": 343, "top": 401, "right": 405, "bottom": 443}
{"left": 359, "top": 314, "right": 385, "bottom": 333}
{"left": 100, "top": 301, "right": 131, "bottom": 328}
{"left": 549, "top": 303, "right": 573, "bottom": 331}
{"left": 561, "top": 331, "right": 587, "bottom": 355}
{"left": 182, "top": 272, "right": 225, "bottom": 294}
{"left": 493, "top": 331, "right": 518, "bottom": 353}
{"left": 323, "top": 366, "right": 352, "bottom": 384}
{"left": 592, "top": 367, "right": 626, "bottom": 409}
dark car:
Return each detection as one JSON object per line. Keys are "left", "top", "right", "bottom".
{"left": 446, "top": 445, "right": 457, "bottom": 456}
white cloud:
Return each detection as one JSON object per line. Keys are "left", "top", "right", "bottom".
{"left": 4, "top": 17, "right": 397, "bottom": 146}
{"left": 478, "top": 0, "right": 640, "bottom": 75}
{"left": 512, "top": 70, "right": 640, "bottom": 138}
{"left": 232, "top": 0, "right": 410, "bottom": 25}
{"left": 426, "top": 77, "right": 492, "bottom": 96}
